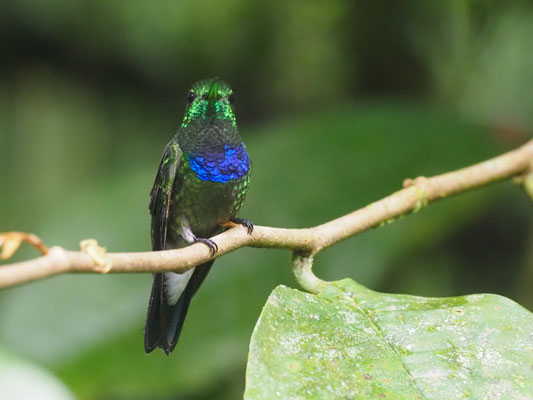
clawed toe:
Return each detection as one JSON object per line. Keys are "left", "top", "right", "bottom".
{"left": 230, "top": 217, "right": 254, "bottom": 235}
{"left": 194, "top": 237, "right": 218, "bottom": 257}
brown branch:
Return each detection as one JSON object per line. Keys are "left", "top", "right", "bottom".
{"left": 1, "top": 139, "right": 532, "bottom": 290}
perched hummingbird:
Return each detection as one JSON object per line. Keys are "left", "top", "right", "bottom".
{"left": 145, "top": 78, "right": 252, "bottom": 354}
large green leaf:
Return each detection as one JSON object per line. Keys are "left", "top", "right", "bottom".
{"left": 246, "top": 280, "right": 533, "bottom": 399}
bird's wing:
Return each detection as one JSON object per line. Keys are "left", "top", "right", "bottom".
{"left": 149, "top": 138, "right": 181, "bottom": 251}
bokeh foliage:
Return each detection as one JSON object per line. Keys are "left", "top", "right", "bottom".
{"left": 1, "top": 1, "right": 532, "bottom": 399}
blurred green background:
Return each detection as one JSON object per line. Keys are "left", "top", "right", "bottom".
{"left": 1, "top": 1, "right": 532, "bottom": 399}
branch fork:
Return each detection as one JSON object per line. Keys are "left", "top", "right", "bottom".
{"left": 0, "top": 232, "right": 49, "bottom": 260}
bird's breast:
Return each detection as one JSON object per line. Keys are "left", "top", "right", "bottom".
{"left": 170, "top": 145, "right": 251, "bottom": 237}
{"left": 187, "top": 143, "right": 250, "bottom": 183}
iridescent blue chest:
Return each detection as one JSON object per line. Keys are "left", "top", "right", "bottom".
{"left": 187, "top": 143, "right": 250, "bottom": 183}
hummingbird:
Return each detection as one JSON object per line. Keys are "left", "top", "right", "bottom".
{"left": 144, "top": 78, "right": 252, "bottom": 355}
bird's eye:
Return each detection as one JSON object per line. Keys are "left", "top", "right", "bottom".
{"left": 228, "top": 93, "right": 235, "bottom": 105}
{"left": 187, "top": 91, "right": 196, "bottom": 104}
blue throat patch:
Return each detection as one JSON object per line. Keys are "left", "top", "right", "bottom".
{"left": 188, "top": 143, "right": 250, "bottom": 183}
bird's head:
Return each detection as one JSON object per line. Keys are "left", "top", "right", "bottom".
{"left": 181, "top": 78, "right": 236, "bottom": 129}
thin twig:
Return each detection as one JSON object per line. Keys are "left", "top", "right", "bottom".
{"left": 0, "top": 232, "right": 49, "bottom": 260}
{"left": 0, "top": 139, "right": 531, "bottom": 290}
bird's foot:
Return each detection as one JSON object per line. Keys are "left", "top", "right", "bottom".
{"left": 0, "top": 232, "right": 49, "bottom": 260}
{"left": 80, "top": 239, "right": 112, "bottom": 273}
{"left": 221, "top": 218, "right": 254, "bottom": 235}
{"left": 232, "top": 217, "right": 254, "bottom": 234}
{"left": 194, "top": 237, "right": 218, "bottom": 257}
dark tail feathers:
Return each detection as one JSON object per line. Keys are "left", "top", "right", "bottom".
{"left": 144, "top": 261, "right": 214, "bottom": 355}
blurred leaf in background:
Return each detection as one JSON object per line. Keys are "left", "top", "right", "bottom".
{"left": 411, "top": 1, "right": 533, "bottom": 131}
{"left": 1, "top": 0, "right": 532, "bottom": 398}
{"left": 0, "top": 348, "right": 75, "bottom": 400}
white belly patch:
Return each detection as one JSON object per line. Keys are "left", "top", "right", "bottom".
{"left": 164, "top": 269, "right": 195, "bottom": 305}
